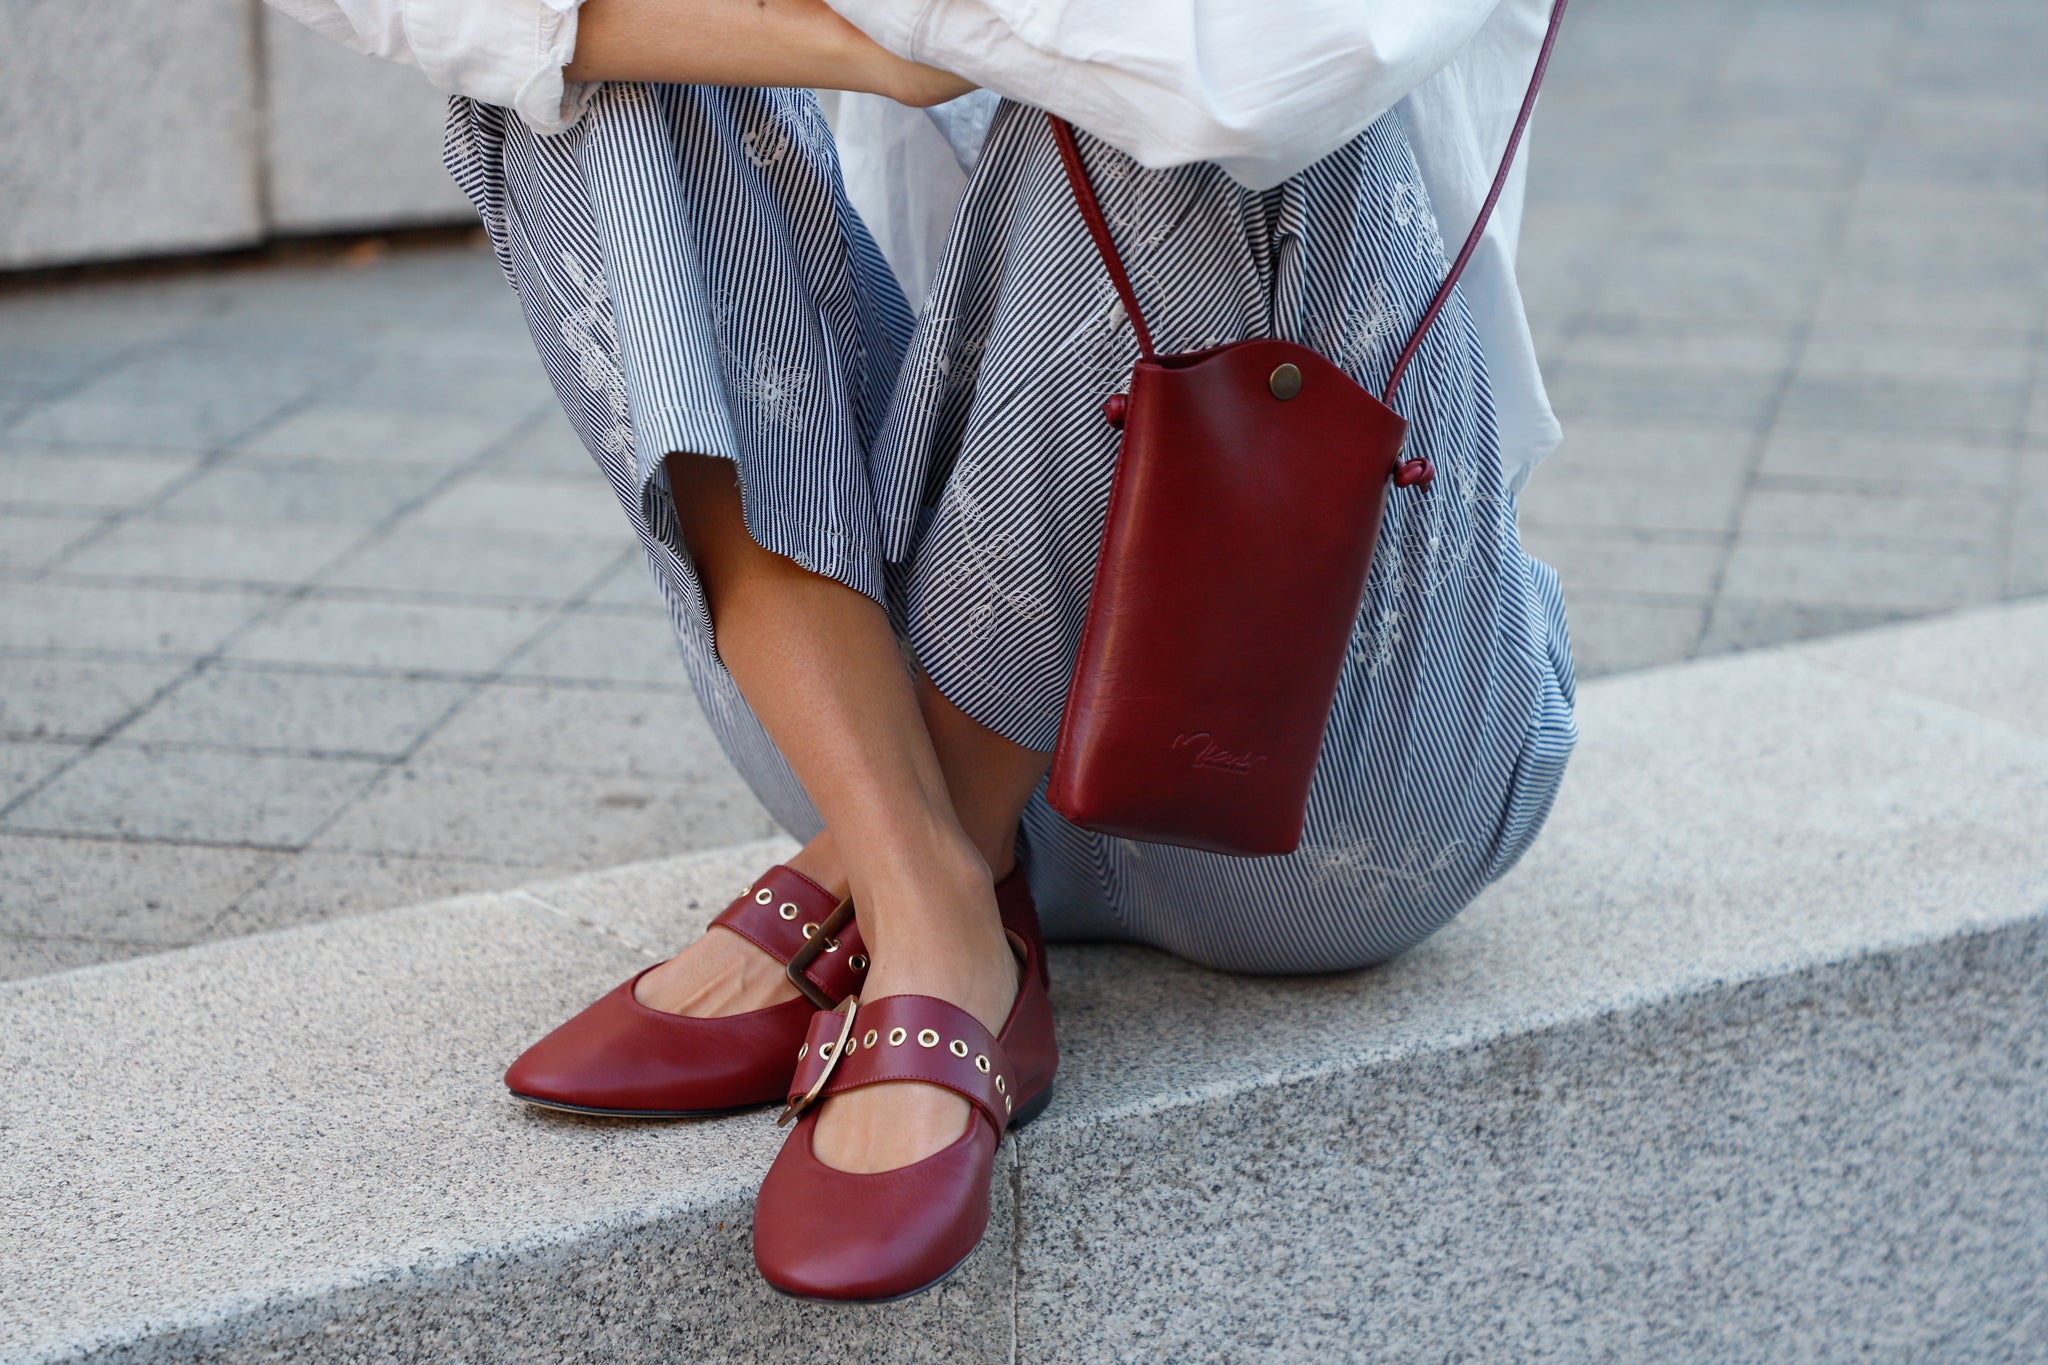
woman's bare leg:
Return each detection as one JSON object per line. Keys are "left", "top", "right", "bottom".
{"left": 637, "top": 678, "right": 1047, "bottom": 1021}
{"left": 916, "top": 673, "right": 1050, "bottom": 882}
{"left": 644, "top": 452, "right": 1035, "bottom": 1170}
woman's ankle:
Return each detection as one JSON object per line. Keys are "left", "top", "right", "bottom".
{"left": 784, "top": 832, "right": 849, "bottom": 899}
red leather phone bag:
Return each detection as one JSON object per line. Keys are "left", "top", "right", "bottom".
{"left": 1043, "top": 1, "right": 1566, "bottom": 856}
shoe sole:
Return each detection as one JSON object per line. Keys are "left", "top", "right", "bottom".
{"left": 763, "top": 1081, "right": 1058, "bottom": 1307}
{"left": 509, "top": 1091, "right": 771, "bottom": 1121}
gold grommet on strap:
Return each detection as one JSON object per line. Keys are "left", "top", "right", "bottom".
{"left": 975, "top": 1055, "right": 990, "bottom": 1074}
{"left": 819, "top": 1041, "right": 837, "bottom": 1061}
{"left": 1004, "top": 1095, "right": 1012, "bottom": 1114}
{"left": 755, "top": 888, "right": 774, "bottom": 904}
{"left": 949, "top": 1039, "right": 969, "bottom": 1058}
{"left": 918, "top": 1029, "right": 940, "bottom": 1049}
{"left": 995, "top": 1075, "right": 1006, "bottom": 1094}
{"left": 888, "top": 1027, "right": 907, "bottom": 1046}
{"left": 863, "top": 1029, "right": 878, "bottom": 1048}
{"left": 778, "top": 901, "right": 799, "bottom": 920}
{"left": 844, "top": 1038, "right": 856, "bottom": 1055}
{"left": 824, "top": 938, "right": 840, "bottom": 953}
{"left": 802, "top": 923, "right": 819, "bottom": 939}
{"left": 1269, "top": 362, "right": 1302, "bottom": 401}
{"left": 797, "top": 1044, "right": 808, "bottom": 1060}
{"left": 850, "top": 955, "right": 869, "bottom": 972}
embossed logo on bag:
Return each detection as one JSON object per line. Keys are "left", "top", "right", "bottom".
{"left": 1172, "top": 732, "right": 1268, "bottom": 776}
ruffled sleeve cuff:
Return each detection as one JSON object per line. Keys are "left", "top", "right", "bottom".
{"left": 403, "top": 0, "right": 593, "bottom": 134}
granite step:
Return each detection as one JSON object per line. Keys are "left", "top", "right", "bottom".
{"left": 4, "top": 600, "right": 2047, "bottom": 1363}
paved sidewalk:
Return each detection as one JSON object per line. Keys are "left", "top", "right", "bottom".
{"left": 1515, "top": 0, "right": 2046, "bottom": 673}
{"left": 3, "top": 0, "right": 2044, "bottom": 978}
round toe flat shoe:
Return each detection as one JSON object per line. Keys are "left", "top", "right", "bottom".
{"left": 504, "top": 865, "right": 866, "bottom": 1118}
{"left": 752, "top": 905, "right": 1059, "bottom": 1302}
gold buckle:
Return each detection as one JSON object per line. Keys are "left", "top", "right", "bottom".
{"left": 776, "top": 996, "right": 857, "bottom": 1127}
{"left": 783, "top": 896, "right": 854, "bottom": 1010}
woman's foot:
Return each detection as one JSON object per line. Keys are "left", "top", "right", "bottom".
{"left": 503, "top": 852, "right": 861, "bottom": 1116}
{"left": 753, "top": 864, "right": 1057, "bottom": 1302}
{"left": 632, "top": 835, "right": 847, "bottom": 1017}
{"left": 808, "top": 852, "right": 1021, "bottom": 1174}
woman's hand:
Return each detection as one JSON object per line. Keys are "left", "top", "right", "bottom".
{"left": 567, "top": 0, "right": 975, "bottom": 106}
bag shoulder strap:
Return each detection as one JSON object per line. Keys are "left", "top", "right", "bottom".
{"left": 1049, "top": 0, "right": 1568, "bottom": 405}
{"left": 1050, "top": 118, "right": 1160, "bottom": 362}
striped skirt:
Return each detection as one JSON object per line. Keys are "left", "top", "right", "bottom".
{"left": 447, "top": 87, "right": 1577, "bottom": 975}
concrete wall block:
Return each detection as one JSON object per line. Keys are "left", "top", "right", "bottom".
{"left": 260, "top": 9, "right": 474, "bottom": 235}
{"left": 1015, "top": 923, "right": 2048, "bottom": 1360}
{"left": 0, "top": 0, "right": 263, "bottom": 269}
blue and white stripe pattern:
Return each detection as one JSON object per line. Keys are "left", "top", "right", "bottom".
{"left": 448, "top": 87, "right": 1576, "bottom": 976}
{"left": 874, "top": 102, "right": 1577, "bottom": 972}
{"left": 445, "top": 84, "right": 912, "bottom": 833}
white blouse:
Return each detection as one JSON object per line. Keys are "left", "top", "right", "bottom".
{"left": 262, "top": 0, "right": 1560, "bottom": 490}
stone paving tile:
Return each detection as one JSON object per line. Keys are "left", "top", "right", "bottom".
{"left": 0, "top": 582, "right": 272, "bottom": 655}
{"left": 314, "top": 524, "right": 624, "bottom": 603}
{"left": 224, "top": 596, "right": 553, "bottom": 673}
{"left": 151, "top": 460, "right": 446, "bottom": 526}
{"left": 581, "top": 557, "right": 668, "bottom": 610}
{"left": 209, "top": 851, "right": 539, "bottom": 939}
{"left": 1753, "top": 430, "right": 2016, "bottom": 490}
{"left": 0, "top": 514, "right": 99, "bottom": 571}
{"left": 401, "top": 470, "right": 632, "bottom": 541}
{"left": 0, "top": 450, "right": 202, "bottom": 512}
{"left": 2007, "top": 532, "right": 2048, "bottom": 597}
{"left": 1548, "top": 598, "right": 1708, "bottom": 681}
{"left": 1795, "top": 327, "right": 2038, "bottom": 387}
{"left": 0, "top": 741, "right": 79, "bottom": 804}
{"left": 483, "top": 410, "right": 589, "bottom": 474}
{"left": 411, "top": 680, "right": 732, "bottom": 778}
{"left": 1696, "top": 602, "right": 1913, "bottom": 657}
{"left": 501, "top": 608, "right": 692, "bottom": 688}
{"left": 0, "top": 655, "right": 186, "bottom": 741}
{"left": 1518, "top": 460, "right": 1749, "bottom": 537}
{"left": 311, "top": 761, "right": 777, "bottom": 868}
{"left": 0, "top": 935, "right": 166, "bottom": 984}
{"left": 0, "top": 335, "right": 138, "bottom": 390}
{"left": 1521, "top": 419, "right": 1752, "bottom": 476}
{"left": 1516, "top": 527, "right": 1727, "bottom": 601}
{"left": 1718, "top": 540, "right": 2004, "bottom": 614}
{"left": 1810, "top": 269, "right": 2042, "bottom": 337}
{"left": 121, "top": 666, "right": 473, "bottom": 758}
{"left": 1539, "top": 364, "right": 1784, "bottom": 429}
{"left": 1552, "top": 319, "right": 1800, "bottom": 378}
{"left": 0, "top": 832, "right": 280, "bottom": 943}
{"left": 87, "top": 343, "right": 347, "bottom": 401}
{"left": 6, "top": 388, "right": 302, "bottom": 455}
{"left": 1774, "top": 374, "right": 2029, "bottom": 439}
{"left": 0, "top": 834, "right": 282, "bottom": 949}
{"left": 233, "top": 404, "right": 526, "bottom": 468}
{"left": 323, "top": 359, "right": 556, "bottom": 418}
{"left": 56, "top": 515, "right": 365, "bottom": 585}
{"left": 1, "top": 745, "right": 386, "bottom": 847}
{"left": 1736, "top": 484, "right": 2005, "bottom": 551}
{"left": 1628, "top": 186, "right": 1844, "bottom": 251}
{"left": 1585, "top": 248, "right": 1821, "bottom": 329}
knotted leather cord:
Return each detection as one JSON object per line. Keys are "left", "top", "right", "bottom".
{"left": 1048, "top": 0, "right": 1569, "bottom": 409}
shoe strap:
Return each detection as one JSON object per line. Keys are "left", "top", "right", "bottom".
{"left": 712, "top": 866, "right": 868, "bottom": 1005}
{"left": 783, "top": 995, "right": 1018, "bottom": 1137}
